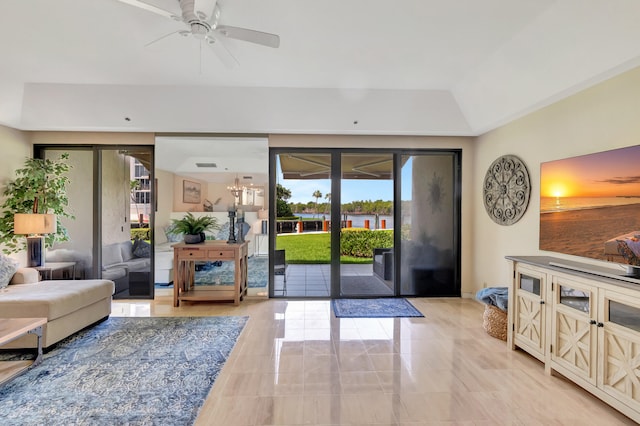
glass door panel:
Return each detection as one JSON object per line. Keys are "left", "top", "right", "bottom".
{"left": 43, "top": 149, "right": 94, "bottom": 280}
{"left": 101, "top": 149, "right": 153, "bottom": 299}
{"left": 400, "top": 154, "right": 458, "bottom": 296}
{"left": 339, "top": 153, "right": 394, "bottom": 297}
{"left": 272, "top": 152, "right": 331, "bottom": 297}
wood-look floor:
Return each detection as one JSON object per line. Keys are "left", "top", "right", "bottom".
{"left": 112, "top": 290, "right": 636, "bottom": 425}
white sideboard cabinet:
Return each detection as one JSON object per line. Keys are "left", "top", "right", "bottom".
{"left": 507, "top": 256, "right": 640, "bottom": 423}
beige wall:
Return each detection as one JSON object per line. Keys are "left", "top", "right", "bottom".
{"left": 0, "top": 125, "right": 31, "bottom": 192}
{"left": 0, "top": 125, "right": 32, "bottom": 264}
{"left": 172, "top": 175, "right": 209, "bottom": 213}
{"left": 472, "top": 65, "right": 640, "bottom": 296}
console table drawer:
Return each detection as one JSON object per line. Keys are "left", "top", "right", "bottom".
{"left": 177, "top": 250, "right": 207, "bottom": 260}
{"left": 207, "top": 250, "right": 234, "bottom": 260}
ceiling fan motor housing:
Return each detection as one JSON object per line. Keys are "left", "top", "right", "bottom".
{"left": 190, "top": 22, "right": 210, "bottom": 39}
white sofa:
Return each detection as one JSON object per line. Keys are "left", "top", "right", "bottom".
{"left": 102, "top": 240, "right": 151, "bottom": 296}
{"left": 0, "top": 268, "right": 114, "bottom": 348}
{"left": 155, "top": 242, "right": 174, "bottom": 284}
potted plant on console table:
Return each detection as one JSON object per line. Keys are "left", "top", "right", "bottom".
{"left": 171, "top": 212, "right": 219, "bottom": 244}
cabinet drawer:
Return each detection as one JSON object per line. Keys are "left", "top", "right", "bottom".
{"left": 177, "top": 249, "right": 207, "bottom": 260}
{"left": 208, "top": 250, "right": 234, "bottom": 260}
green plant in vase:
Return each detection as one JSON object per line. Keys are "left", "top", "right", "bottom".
{"left": 171, "top": 212, "right": 219, "bottom": 243}
{"left": 0, "top": 153, "right": 74, "bottom": 254}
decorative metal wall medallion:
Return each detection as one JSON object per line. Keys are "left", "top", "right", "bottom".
{"left": 483, "top": 155, "right": 530, "bottom": 225}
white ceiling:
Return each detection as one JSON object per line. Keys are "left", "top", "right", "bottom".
{"left": 155, "top": 136, "right": 268, "bottom": 181}
{"left": 2, "top": 0, "right": 640, "bottom": 135}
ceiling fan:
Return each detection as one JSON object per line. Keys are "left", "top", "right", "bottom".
{"left": 116, "top": 0, "right": 280, "bottom": 66}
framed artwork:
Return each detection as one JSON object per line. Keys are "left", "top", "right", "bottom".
{"left": 183, "top": 180, "right": 201, "bottom": 204}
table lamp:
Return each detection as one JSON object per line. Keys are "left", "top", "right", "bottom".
{"left": 14, "top": 213, "right": 57, "bottom": 267}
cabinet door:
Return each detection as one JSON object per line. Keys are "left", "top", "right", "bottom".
{"left": 599, "top": 289, "right": 640, "bottom": 409}
{"left": 550, "top": 275, "right": 596, "bottom": 384}
{"left": 514, "top": 265, "right": 546, "bottom": 359}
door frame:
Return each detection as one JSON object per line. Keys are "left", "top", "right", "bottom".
{"left": 269, "top": 147, "right": 461, "bottom": 299}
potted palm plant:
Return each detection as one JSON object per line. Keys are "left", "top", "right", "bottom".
{"left": 171, "top": 212, "right": 219, "bottom": 244}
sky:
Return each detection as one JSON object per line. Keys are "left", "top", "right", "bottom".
{"left": 277, "top": 157, "right": 413, "bottom": 204}
{"left": 540, "top": 145, "right": 640, "bottom": 198}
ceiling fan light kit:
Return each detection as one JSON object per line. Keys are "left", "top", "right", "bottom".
{"left": 116, "top": 0, "right": 280, "bottom": 65}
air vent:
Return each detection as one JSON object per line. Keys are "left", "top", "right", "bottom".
{"left": 196, "top": 162, "right": 217, "bottom": 168}
{"left": 243, "top": 175, "right": 252, "bottom": 179}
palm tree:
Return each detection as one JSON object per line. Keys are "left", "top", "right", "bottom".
{"left": 324, "top": 192, "right": 331, "bottom": 215}
{"left": 312, "top": 190, "right": 322, "bottom": 218}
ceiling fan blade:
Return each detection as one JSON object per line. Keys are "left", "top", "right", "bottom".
{"left": 214, "top": 25, "right": 280, "bottom": 48}
{"left": 115, "top": 0, "right": 178, "bottom": 20}
{"left": 145, "top": 30, "right": 187, "bottom": 47}
{"left": 205, "top": 36, "right": 239, "bottom": 68}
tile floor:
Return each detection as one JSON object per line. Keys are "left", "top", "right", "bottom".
{"left": 112, "top": 293, "right": 636, "bottom": 425}
{"left": 274, "top": 264, "right": 392, "bottom": 298}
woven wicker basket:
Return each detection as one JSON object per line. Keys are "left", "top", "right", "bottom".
{"left": 482, "top": 304, "right": 507, "bottom": 341}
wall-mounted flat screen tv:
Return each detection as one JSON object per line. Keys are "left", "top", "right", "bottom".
{"left": 540, "top": 145, "right": 640, "bottom": 273}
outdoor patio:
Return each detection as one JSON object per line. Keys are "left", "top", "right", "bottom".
{"left": 273, "top": 263, "right": 393, "bottom": 297}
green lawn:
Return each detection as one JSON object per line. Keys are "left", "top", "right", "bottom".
{"left": 276, "top": 233, "right": 372, "bottom": 264}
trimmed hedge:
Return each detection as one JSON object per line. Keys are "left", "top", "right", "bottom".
{"left": 276, "top": 216, "right": 300, "bottom": 221}
{"left": 131, "top": 228, "right": 151, "bottom": 241}
{"left": 340, "top": 228, "right": 393, "bottom": 258}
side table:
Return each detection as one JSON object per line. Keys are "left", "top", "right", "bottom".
{"left": 34, "top": 262, "right": 76, "bottom": 280}
{"left": 0, "top": 317, "right": 46, "bottom": 385}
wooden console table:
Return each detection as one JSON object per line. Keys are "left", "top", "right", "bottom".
{"left": 173, "top": 241, "right": 248, "bottom": 307}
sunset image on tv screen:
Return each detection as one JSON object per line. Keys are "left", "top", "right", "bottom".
{"left": 539, "top": 145, "right": 640, "bottom": 265}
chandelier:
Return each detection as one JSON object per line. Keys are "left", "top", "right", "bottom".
{"left": 227, "top": 175, "right": 246, "bottom": 202}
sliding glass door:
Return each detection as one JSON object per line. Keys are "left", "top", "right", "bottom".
{"left": 41, "top": 148, "right": 95, "bottom": 281}
{"left": 270, "top": 148, "right": 460, "bottom": 299}
{"left": 38, "top": 145, "right": 155, "bottom": 299}
{"left": 100, "top": 148, "right": 153, "bottom": 298}
{"left": 399, "top": 153, "right": 459, "bottom": 296}
{"left": 339, "top": 153, "right": 394, "bottom": 297}
{"left": 272, "top": 152, "right": 332, "bottom": 297}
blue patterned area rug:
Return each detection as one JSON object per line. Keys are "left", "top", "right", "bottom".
{"left": 0, "top": 316, "right": 247, "bottom": 426}
{"left": 195, "top": 256, "right": 268, "bottom": 288}
{"left": 331, "top": 298, "right": 424, "bottom": 318}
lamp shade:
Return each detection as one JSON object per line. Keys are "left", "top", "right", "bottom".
{"left": 14, "top": 213, "right": 57, "bottom": 235}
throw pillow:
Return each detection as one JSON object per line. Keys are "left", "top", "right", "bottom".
{"left": 0, "top": 253, "right": 19, "bottom": 288}
{"left": 164, "top": 224, "right": 183, "bottom": 243}
{"left": 133, "top": 240, "right": 151, "bottom": 258}
{"left": 617, "top": 239, "right": 640, "bottom": 266}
